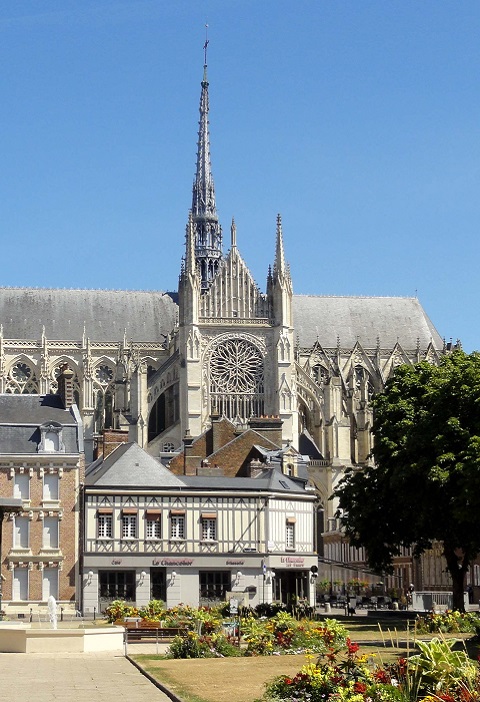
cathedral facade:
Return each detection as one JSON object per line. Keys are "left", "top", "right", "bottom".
{"left": 0, "top": 59, "right": 446, "bottom": 588}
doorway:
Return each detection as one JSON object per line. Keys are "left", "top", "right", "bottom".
{"left": 150, "top": 568, "right": 167, "bottom": 602}
{"left": 273, "top": 570, "right": 309, "bottom": 604}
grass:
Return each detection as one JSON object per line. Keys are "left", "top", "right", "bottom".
{"left": 133, "top": 654, "right": 314, "bottom": 702}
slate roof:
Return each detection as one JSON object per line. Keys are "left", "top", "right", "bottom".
{"left": 85, "top": 442, "right": 185, "bottom": 488}
{"left": 252, "top": 444, "right": 310, "bottom": 483}
{"left": 0, "top": 288, "right": 177, "bottom": 341}
{"left": 292, "top": 295, "right": 443, "bottom": 349}
{"left": 0, "top": 287, "right": 443, "bottom": 350}
{"left": 0, "top": 394, "right": 74, "bottom": 424}
{"left": 0, "top": 394, "right": 80, "bottom": 454}
{"left": 181, "top": 469, "right": 309, "bottom": 494}
{"left": 298, "top": 430, "right": 324, "bottom": 461}
{"left": 85, "top": 442, "right": 310, "bottom": 494}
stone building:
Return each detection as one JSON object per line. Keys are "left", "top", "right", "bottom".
{"left": 0, "top": 368, "right": 84, "bottom": 614}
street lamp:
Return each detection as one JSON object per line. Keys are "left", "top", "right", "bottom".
{"left": 0, "top": 498, "right": 23, "bottom": 619}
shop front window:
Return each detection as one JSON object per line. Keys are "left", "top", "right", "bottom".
{"left": 99, "top": 570, "right": 135, "bottom": 610}
{"left": 199, "top": 570, "right": 229, "bottom": 604}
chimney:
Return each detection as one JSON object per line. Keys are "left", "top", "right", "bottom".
{"left": 94, "top": 429, "right": 128, "bottom": 460}
{"left": 248, "top": 416, "right": 283, "bottom": 447}
{"left": 247, "top": 457, "right": 265, "bottom": 478}
{"left": 57, "top": 364, "right": 75, "bottom": 409}
{"left": 182, "top": 429, "right": 195, "bottom": 475}
{"left": 210, "top": 410, "right": 223, "bottom": 453}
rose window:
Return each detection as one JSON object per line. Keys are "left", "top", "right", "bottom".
{"left": 209, "top": 339, "right": 264, "bottom": 394}
{"left": 95, "top": 365, "right": 114, "bottom": 385}
{"left": 12, "top": 363, "right": 32, "bottom": 383}
{"left": 208, "top": 338, "right": 265, "bottom": 421}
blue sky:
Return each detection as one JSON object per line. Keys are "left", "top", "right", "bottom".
{"left": 1, "top": 1, "right": 478, "bottom": 352}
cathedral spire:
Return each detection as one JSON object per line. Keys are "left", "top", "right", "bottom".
{"left": 190, "top": 35, "right": 222, "bottom": 291}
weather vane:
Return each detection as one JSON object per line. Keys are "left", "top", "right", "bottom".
{"left": 204, "top": 23, "right": 209, "bottom": 66}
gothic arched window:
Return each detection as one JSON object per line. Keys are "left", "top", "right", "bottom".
{"left": 93, "top": 364, "right": 115, "bottom": 434}
{"left": 312, "top": 364, "right": 329, "bottom": 386}
{"left": 6, "top": 362, "right": 39, "bottom": 394}
{"left": 353, "top": 365, "right": 374, "bottom": 400}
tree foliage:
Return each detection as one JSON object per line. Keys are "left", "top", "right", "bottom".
{"left": 334, "top": 350, "right": 480, "bottom": 610}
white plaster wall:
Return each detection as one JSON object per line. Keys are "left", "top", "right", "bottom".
{"left": 83, "top": 571, "right": 98, "bottom": 614}
{"left": 135, "top": 569, "right": 150, "bottom": 608}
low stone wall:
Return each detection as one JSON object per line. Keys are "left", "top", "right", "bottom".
{"left": 0, "top": 624, "right": 124, "bottom": 653}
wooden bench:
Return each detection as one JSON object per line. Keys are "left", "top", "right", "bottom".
{"left": 118, "top": 619, "right": 188, "bottom": 642}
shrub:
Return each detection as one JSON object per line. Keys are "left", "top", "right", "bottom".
{"left": 168, "top": 631, "right": 240, "bottom": 659}
{"left": 254, "top": 602, "right": 287, "bottom": 618}
{"left": 137, "top": 599, "right": 165, "bottom": 621}
{"left": 408, "top": 637, "right": 477, "bottom": 696}
{"left": 415, "top": 610, "right": 480, "bottom": 635}
{"left": 104, "top": 599, "right": 138, "bottom": 623}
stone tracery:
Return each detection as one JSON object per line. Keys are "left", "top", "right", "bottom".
{"left": 207, "top": 336, "right": 265, "bottom": 421}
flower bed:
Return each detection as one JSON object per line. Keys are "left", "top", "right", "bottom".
{"left": 168, "top": 630, "right": 241, "bottom": 658}
{"left": 166, "top": 615, "right": 347, "bottom": 659}
{"left": 241, "top": 613, "right": 347, "bottom": 656}
{"left": 105, "top": 600, "right": 347, "bottom": 659}
{"left": 415, "top": 610, "right": 480, "bottom": 636}
{"left": 105, "top": 599, "right": 223, "bottom": 633}
{"left": 415, "top": 610, "right": 480, "bottom": 635}
{"left": 258, "top": 636, "right": 479, "bottom": 701}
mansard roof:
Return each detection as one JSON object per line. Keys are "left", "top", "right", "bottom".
{"left": 85, "top": 442, "right": 185, "bottom": 488}
{"left": 0, "top": 287, "right": 177, "bottom": 341}
{"left": 181, "top": 469, "right": 310, "bottom": 495}
{"left": 292, "top": 295, "right": 443, "bottom": 350}
{"left": 0, "top": 394, "right": 80, "bottom": 454}
{"left": 0, "top": 393, "right": 73, "bottom": 424}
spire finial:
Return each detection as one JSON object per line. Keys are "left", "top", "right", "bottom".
{"left": 231, "top": 217, "right": 237, "bottom": 248}
{"left": 204, "top": 24, "right": 209, "bottom": 68}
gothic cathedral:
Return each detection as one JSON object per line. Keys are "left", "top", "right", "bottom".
{"left": 0, "top": 58, "right": 447, "bottom": 540}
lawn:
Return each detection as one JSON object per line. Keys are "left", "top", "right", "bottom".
{"left": 135, "top": 654, "right": 313, "bottom": 702}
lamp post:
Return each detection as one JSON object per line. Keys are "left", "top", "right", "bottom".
{"left": 0, "top": 498, "right": 23, "bottom": 619}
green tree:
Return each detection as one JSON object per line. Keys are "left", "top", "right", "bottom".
{"left": 334, "top": 350, "right": 480, "bottom": 611}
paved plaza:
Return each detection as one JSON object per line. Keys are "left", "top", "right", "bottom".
{"left": 0, "top": 649, "right": 171, "bottom": 702}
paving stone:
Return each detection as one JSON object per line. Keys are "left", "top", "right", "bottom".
{"left": 0, "top": 652, "right": 172, "bottom": 702}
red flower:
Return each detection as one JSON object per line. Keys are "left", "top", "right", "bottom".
{"left": 353, "top": 682, "right": 367, "bottom": 693}
{"left": 346, "top": 637, "right": 360, "bottom": 654}
{"left": 284, "top": 678, "right": 292, "bottom": 685}
{"left": 374, "top": 669, "right": 390, "bottom": 683}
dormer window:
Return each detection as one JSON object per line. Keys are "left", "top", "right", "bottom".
{"left": 45, "top": 432, "right": 59, "bottom": 451}
{"left": 38, "top": 422, "right": 65, "bottom": 454}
